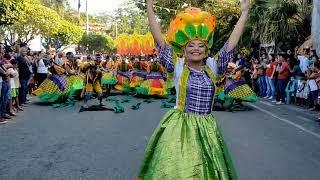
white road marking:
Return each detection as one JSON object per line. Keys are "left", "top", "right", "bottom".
{"left": 259, "top": 101, "right": 274, "bottom": 107}
{"left": 249, "top": 103, "right": 320, "bottom": 139}
{"left": 296, "top": 116, "right": 313, "bottom": 122}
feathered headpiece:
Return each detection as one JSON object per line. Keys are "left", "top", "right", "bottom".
{"left": 167, "top": 7, "right": 216, "bottom": 55}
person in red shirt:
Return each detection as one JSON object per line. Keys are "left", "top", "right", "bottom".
{"left": 275, "top": 54, "right": 290, "bottom": 104}
{"left": 265, "top": 55, "right": 276, "bottom": 99}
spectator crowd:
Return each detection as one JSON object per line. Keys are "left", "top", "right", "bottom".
{"left": 0, "top": 43, "right": 65, "bottom": 124}
{"left": 243, "top": 46, "right": 319, "bottom": 119}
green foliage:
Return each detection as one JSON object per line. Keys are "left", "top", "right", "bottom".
{"left": 2, "top": 0, "right": 83, "bottom": 47}
{"left": 53, "top": 20, "right": 83, "bottom": 45}
{"left": 0, "top": 0, "right": 24, "bottom": 26}
{"left": 4, "top": 2, "right": 62, "bottom": 43}
{"left": 40, "top": 0, "right": 69, "bottom": 15}
{"left": 111, "top": 2, "right": 149, "bottom": 36}
{"left": 81, "top": 33, "right": 116, "bottom": 53}
{"left": 249, "top": 0, "right": 312, "bottom": 51}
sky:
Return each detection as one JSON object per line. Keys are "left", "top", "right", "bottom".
{"left": 69, "top": 0, "right": 127, "bottom": 14}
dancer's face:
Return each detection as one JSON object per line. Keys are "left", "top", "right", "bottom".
{"left": 184, "top": 39, "right": 207, "bottom": 63}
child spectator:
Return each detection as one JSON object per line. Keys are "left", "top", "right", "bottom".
{"left": 285, "top": 77, "right": 298, "bottom": 104}
{"left": 296, "top": 75, "right": 308, "bottom": 107}
{"left": 7, "top": 59, "right": 22, "bottom": 113}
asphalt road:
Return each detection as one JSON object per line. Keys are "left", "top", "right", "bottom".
{"left": 0, "top": 96, "right": 320, "bottom": 180}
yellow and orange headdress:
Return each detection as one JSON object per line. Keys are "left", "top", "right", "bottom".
{"left": 167, "top": 7, "right": 216, "bottom": 55}
{"left": 117, "top": 34, "right": 129, "bottom": 56}
{"left": 117, "top": 32, "right": 155, "bottom": 56}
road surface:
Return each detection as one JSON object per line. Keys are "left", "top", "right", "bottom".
{"left": 0, "top": 96, "right": 320, "bottom": 180}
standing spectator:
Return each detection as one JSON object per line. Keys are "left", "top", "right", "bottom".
{"left": 309, "top": 55, "right": 319, "bottom": 69}
{"left": 54, "top": 52, "right": 65, "bottom": 66}
{"left": 257, "top": 53, "right": 268, "bottom": 97}
{"left": 289, "top": 59, "right": 303, "bottom": 78}
{"left": 243, "top": 57, "right": 253, "bottom": 87}
{"left": 296, "top": 75, "right": 308, "bottom": 106}
{"left": 236, "top": 53, "right": 245, "bottom": 68}
{"left": 251, "top": 57, "right": 260, "bottom": 94}
{"left": 2, "top": 53, "right": 15, "bottom": 116}
{"left": 274, "top": 54, "right": 290, "bottom": 105}
{"left": 26, "top": 49, "right": 35, "bottom": 95}
{"left": 285, "top": 77, "right": 298, "bottom": 104}
{"left": 0, "top": 58, "right": 12, "bottom": 123}
{"left": 307, "top": 62, "right": 320, "bottom": 111}
{"left": 17, "top": 47, "right": 32, "bottom": 105}
{"left": 265, "top": 54, "right": 276, "bottom": 99}
{"left": 8, "top": 59, "right": 22, "bottom": 112}
{"left": 298, "top": 47, "right": 311, "bottom": 73}
{"left": 36, "top": 53, "right": 49, "bottom": 86}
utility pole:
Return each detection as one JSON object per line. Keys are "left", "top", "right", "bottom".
{"left": 85, "top": 0, "right": 89, "bottom": 52}
{"left": 312, "top": 0, "right": 320, "bottom": 56}
{"left": 86, "top": 0, "right": 89, "bottom": 36}
{"left": 78, "top": 0, "right": 81, "bottom": 26}
{"left": 115, "top": 21, "right": 118, "bottom": 39}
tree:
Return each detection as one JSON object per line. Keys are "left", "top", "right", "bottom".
{"left": 81, "top": 33, "right": 116, "bottom": 53}
{"left": 0, "top": 0, "right": 24, "bottom": 26}
{"left": 3, "top": 1, "right": 62, "bottom": 44}
{"left": 108, "top": 1, "right": 149, "bottom": 37}
{"left": 53, "top": 20, "right": 83, "bottom": 46}
{"left": 2, "top": 0, "right": 83, "bottom": 48}
{"left": 249, "top": 0, "right": 312, "bottom": 52}
{"left": 40, "top": 0, "right": 69, "bottom": 16}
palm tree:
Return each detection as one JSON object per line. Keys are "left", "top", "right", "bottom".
{"left": 249, "top": 0, "right": 312, "bottom": 53}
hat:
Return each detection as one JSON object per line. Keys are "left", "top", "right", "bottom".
{"left": 167, "top": 7, "right": 216, "bottom": 55}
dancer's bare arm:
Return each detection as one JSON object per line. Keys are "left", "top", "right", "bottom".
{"left": 227, "top": 0, "right": 250, "bottom": 51}
{"left": 147, "top": 0, "right": 165, "bottom": 47}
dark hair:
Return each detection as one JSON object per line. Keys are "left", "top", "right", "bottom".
{"left": 66, "top": 52, "right": 73, "bottom": 56}
{"left": 10, "top": 59, "right": 17, "bottom": 65}
{"left": 278, "top": 53, "right": 287, "bottom": 61}
{"left": 312, "top": 55, "right": 319, "bottom": 61}
{"left": 314, "top": 62, "right": 320, "bottom": 69}
{"left": 3, "top": 53, "right": 11, "bottom": 60}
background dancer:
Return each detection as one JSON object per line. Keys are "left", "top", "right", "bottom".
{"left": 81, "top": 55, "right": 103, "bottom": 108}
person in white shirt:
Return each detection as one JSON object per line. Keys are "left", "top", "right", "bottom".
{"left": 7, "top": 59, "right": 23, "bottom": 113}
{"left": 36, "top": 53, "right": 49, "bottom": 86}
{"left": 298, "top": 48, "right": 311, "bottom": 73}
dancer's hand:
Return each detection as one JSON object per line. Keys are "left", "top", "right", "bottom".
{"left": 146, "top": 0, "right": 153, "bottom": 6}
{"left": 227, "top": 0, "right": 250, "bottom": 51}
{"left": 240, "top": 0, "right": 250, "bottom": 13}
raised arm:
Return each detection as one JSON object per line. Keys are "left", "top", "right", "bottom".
{"left": 147, "top": 0, "right": 165, "bottom": 47}
{"left": 227, "top": 0, "right": 250, "bottom": 52}
{"left": 147, "top": 0, "right": 174, "bottom": 73}
{"left": 218, "top": 0, "right": 250, "bottom": 73}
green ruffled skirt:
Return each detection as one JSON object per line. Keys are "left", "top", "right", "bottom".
{"left": 138, "top": 109, "right": 237, "bottom": 180}
{"left": 102, "top": 71, "right": 118, "bottom": 85}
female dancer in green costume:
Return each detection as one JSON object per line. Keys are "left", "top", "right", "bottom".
{"left": 137, "top": 0, "right": 250, "bottom": 179}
